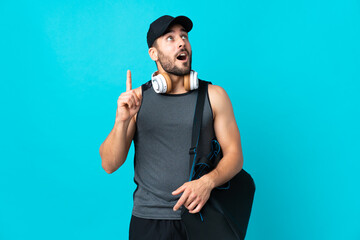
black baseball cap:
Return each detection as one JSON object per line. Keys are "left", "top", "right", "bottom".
{"left": 147, "top": 15, "right": 193, "bottom": 48}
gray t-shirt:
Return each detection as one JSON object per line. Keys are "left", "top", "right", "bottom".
{"left": 132, "top": 79, "right": 215, "bottom": 220}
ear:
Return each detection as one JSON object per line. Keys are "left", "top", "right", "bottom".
{"left": 149, "top": 47, "right": 158, "bottom": 61}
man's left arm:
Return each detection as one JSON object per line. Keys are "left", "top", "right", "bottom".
{"left": 172, "top": 84, "right": 243, "bottom": 213}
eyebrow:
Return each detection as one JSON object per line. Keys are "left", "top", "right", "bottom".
{"left": 163, "top": 28, "right": 187, "bottom": 35}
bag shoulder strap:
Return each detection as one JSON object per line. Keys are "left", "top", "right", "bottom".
{"left": 188, "top": 79, "right": 210, "bottom": 180}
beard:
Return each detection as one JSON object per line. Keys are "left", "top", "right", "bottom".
{"left": 157, "top": 49, "right": 192, "bottom": 76}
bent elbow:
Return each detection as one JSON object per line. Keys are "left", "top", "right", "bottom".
{"left": 99, "top": 145, "right": 115, "bottom": 174}
{"left": 102, "top": 162, "right": 115, "bottom": 174}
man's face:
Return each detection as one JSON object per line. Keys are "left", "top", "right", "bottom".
{"left": 154, "top": 24, "right": 192, "bottom": 76}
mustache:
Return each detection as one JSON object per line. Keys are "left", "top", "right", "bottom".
{"left": 175, "top": 49, "right": 189, "bottom": 57}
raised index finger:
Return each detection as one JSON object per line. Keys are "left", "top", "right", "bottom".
{"left": 126, "top": 69, "right": 132, "bottom": 92}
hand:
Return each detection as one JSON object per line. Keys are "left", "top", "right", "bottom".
{"left": 116, "top": 70, "right": 142, "bottom": 123}
{"left": 172, "top": 178, "right": 214, "bottom": 214}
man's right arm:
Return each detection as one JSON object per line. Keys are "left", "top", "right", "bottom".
{"left": 99, "top": 117, "right": 136, "bottom": 174}
{"left": 99, "top": 70, "right": 142, "bottom": 174}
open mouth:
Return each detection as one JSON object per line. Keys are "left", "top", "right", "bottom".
{"left": 176, "top": 52, "right": 188, "bottom": 62}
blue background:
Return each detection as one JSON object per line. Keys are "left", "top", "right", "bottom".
{"left": 1, "top": 0, "right": 359, "bottom": 239}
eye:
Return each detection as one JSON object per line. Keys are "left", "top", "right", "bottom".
{"left": 166, "top": 36, "right": 173, "bottom": 41}
{"left": 182, "top": 35, "right": 188, "bottom": 39}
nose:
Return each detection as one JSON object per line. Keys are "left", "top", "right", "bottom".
{"left": 177, "top": 37, "right": 186, "bottom": 48}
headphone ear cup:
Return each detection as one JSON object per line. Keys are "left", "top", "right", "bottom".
{"left": 184, "top": 70, "right": 199, "bottom": 91}
{"left": 152, "top": 71, "right": 168, "bottom": 93}
{"left": 189, "top": 70, "right": 199, "bottom": 90}
{"left": 151, "top": 71, "right": 173, "bottom": 93}
{"left": 184, "top": 74, "right": 191, "bottom": 91}
{"left": 161, "top": 72, "right": 172, "bottom": 93}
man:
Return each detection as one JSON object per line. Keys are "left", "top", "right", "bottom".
{"left": 99, "top": 15, "right": 244, "bottom": 240}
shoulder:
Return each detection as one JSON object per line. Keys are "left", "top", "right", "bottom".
{"left": 207, "top": 83, "right": 232, "bottom": 120}
{"left": 207, "top": 83, "right": 227, "bottom": 97}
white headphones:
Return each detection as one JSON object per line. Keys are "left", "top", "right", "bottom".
{"left": 151, "top": 70, "right": 199, "bottom": 94}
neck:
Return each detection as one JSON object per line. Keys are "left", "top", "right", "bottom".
{"left": 167, "top": 73, "right": 186, "bottom": 94}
